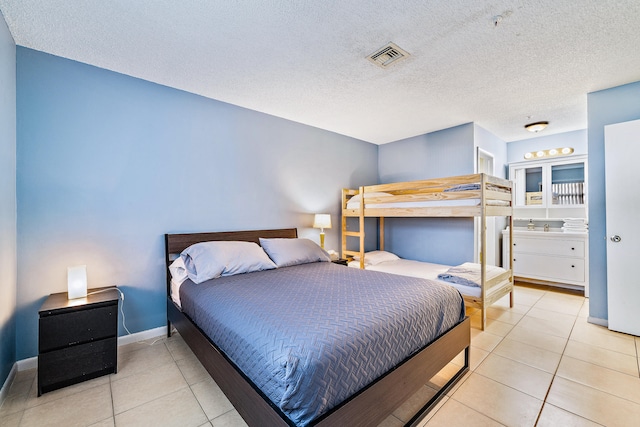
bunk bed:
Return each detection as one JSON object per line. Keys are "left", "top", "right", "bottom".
{"left": 341, "top": 173, "right": 514, "bottom": 330}
{"left": 166, "top": 228, "right": 470, "bottom": 427}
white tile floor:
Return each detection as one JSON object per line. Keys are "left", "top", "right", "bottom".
{"left": 2, "top": 283, "right": 640, "bottom": 427}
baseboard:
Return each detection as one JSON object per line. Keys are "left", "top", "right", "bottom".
{"left": 16, "top": 356, "right": 37, "bottom": 371}
{"left": 0, "top": 363, "right": 18, "bottom": 407}
{"left": 514, "top": 278, "right": 585, "bottom": 295}
{"left": 588, "top": 316, "right": 608, "bottom": 328}
{"left": 117, "top": 326, "right": 167, "bottom": 346}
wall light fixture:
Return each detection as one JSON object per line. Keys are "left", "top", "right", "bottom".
{"left": 524, "top": 147, "right": 574, "bottom": 160}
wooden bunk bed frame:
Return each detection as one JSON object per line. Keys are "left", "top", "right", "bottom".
{"left": 165, "top": 228, "right": 470, "bottom": 427}
{"left": 341, "top": 173, "right": 514, "bottom": 330}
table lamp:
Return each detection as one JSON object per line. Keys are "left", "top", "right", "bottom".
{"left": 67, "top": 265, "right": 87, "bottom": 299}
{"left": 313, "top": 214, "right": 332, "bottom": 249}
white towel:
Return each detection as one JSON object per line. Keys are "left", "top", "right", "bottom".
{"left": 437, "top": 262, "right": 507, "bottom": 288}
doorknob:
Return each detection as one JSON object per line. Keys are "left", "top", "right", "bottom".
{"left": 610, "top": 235, "right": 622, "bottom": 242}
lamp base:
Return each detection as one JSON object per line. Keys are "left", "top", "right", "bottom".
{"left": 320, "top": 232, "right": 325, "bottom": 249}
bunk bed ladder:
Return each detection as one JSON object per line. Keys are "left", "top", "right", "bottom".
{"left": 341, "top": 187, "right": 387, "bottom": 269}
{"left": 341, "top": 187, "right": 366, "bottom": 266}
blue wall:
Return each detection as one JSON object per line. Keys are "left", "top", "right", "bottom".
{"left": 0, "top": 12, "right": 17, "bottom": 388}
{"left": 587, "top": 81, "right": 640, "bottom": 322}
{"left": 376, "top": 124, "right": 476, "bottom": 264}
{"left": 15, "top": 48, "right": 378, "bottom": 359}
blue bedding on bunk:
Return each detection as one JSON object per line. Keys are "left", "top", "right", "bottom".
{"left": 179, "top": 262, "right": 465, "bottom": 426}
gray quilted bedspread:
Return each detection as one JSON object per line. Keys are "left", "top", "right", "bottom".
{"left": 179, "top": 261, "right": 465, "bottom": 426}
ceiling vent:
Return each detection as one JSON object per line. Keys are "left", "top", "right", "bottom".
{"left": 367, "top": 42, "right": 410, "bottom": 68}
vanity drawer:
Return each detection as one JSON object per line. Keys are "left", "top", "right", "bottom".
{"left": 513, "top": 237, "right": 585, "bottom": 257}
{"left": 513, "top": 253, "right": 585, "bottom": 282}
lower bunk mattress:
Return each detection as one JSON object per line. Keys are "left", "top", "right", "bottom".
{"left": 179, "top": 261, "right": 465, "bottom": 426}
{"left": 348, "top": 258, "right": 510, "bottom": 299}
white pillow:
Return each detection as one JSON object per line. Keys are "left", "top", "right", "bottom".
{"left": 181, "top": 241, "right": 276, "bottom": 284}
{"left": 259, "top": 238, "right": 330, "bottom": 267}
{"left": 348, "top": 192, "right": 393, "bottom": 203}
{"left": 353, "top": 250, "right": 400, "bottom": 265}
{"left": 169, "top": 257, "right": 189, "bottom": 285}
{"left": 349, "top": 191, "right": 393, "bottom": 201}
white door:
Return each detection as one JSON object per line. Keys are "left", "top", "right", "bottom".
{"left": 476, "top": 148, "right": 496, "bottom": 265}
{"left": 605, "top": 119, "right": 640, "bottom": 336}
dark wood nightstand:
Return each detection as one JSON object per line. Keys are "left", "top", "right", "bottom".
{"left": 38, "top": 287, "right": 119, "bottom": 396}
{"left": 331, "top": 258, "right": 350, "bottom": 266}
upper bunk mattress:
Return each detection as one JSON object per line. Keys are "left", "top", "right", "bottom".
{"left": 179, "top": 262, "right": 465, "bottom": 426}
{"left": 346, "top": 198, "right": 510, "bottom": 209}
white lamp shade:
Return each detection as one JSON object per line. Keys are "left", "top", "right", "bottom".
{"left": 313, "top": 214, "right": 332, "bottom": 229}
{"left": 67, "top": 265, "right": 88, "bottom": 299}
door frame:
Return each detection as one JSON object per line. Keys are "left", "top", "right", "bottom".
{"left": 475, "top": 147, "right": 496, "bottom": 265}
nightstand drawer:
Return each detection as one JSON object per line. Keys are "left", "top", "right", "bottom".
{"left": 39, "top": 304, "right": 117, "bottom": 352}
{"left": 38, "top": 337, "right": 117, "bottom": 395}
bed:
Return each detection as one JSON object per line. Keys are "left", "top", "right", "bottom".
{"left": 165, "top": 228, "right": 470, "bottom": 427}
{"left": 347, "top": 252, "right": 513, "bottom": 326}
{"left": 341, "top": 173, "right": 514, "bottom": 329}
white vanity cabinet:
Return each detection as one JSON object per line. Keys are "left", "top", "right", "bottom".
{"left": 502, "top": 229, "right": 589, "bottom": 296}
{"left": 509, "top": 155, "right": 588, "bottom": 220}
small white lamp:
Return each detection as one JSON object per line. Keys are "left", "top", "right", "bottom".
{"left": 67, "top": 265, "right": 88, "bottom": 299}
{"left": 313, "top": 214, "right": 332, "bottom": 249}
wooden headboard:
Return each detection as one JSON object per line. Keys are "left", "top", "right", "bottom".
{"left": 164, "top": 228, "right": 298, "bottom": 295}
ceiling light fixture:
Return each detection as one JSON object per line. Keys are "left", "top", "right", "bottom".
{"left": 524, "top": 121, "right": 549, "bottom": 133}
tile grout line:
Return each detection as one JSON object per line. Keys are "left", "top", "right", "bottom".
{"left": 110, "top": 361, "right": 117, "bottom": 425}
{"left": 170, "top": 337, "right": 214, "bottom": 423}
{"left": 456, "top": 287, "right": 592, "bottom": 426}
{"left": 532, "top": 297, "right": 583, "bottom": 427}
{"left": 427, "top": 286, "right": 542, "bottom": 425}
{"left": 110, "top": 342, "right": 191, "bottom": 421}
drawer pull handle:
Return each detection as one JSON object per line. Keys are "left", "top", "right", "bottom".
{"left": 571, "top": 265, "right": 575, "bottom": 268}
{"left": 571, "top": 247, "right": 575, "bottom": 250}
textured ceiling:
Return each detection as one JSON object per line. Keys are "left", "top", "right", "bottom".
{"left": 1, "top": 0, "right": 640, "bottom": 144}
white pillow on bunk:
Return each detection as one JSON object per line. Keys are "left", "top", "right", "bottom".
{"left": 353, "top": 250, "right": 400, "bottom": 265}
{"left": 347, "top": 192, "right": 394, "bottom": 209}
{"left": 348, "top": 192, "right": 393, "bottom": 203}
